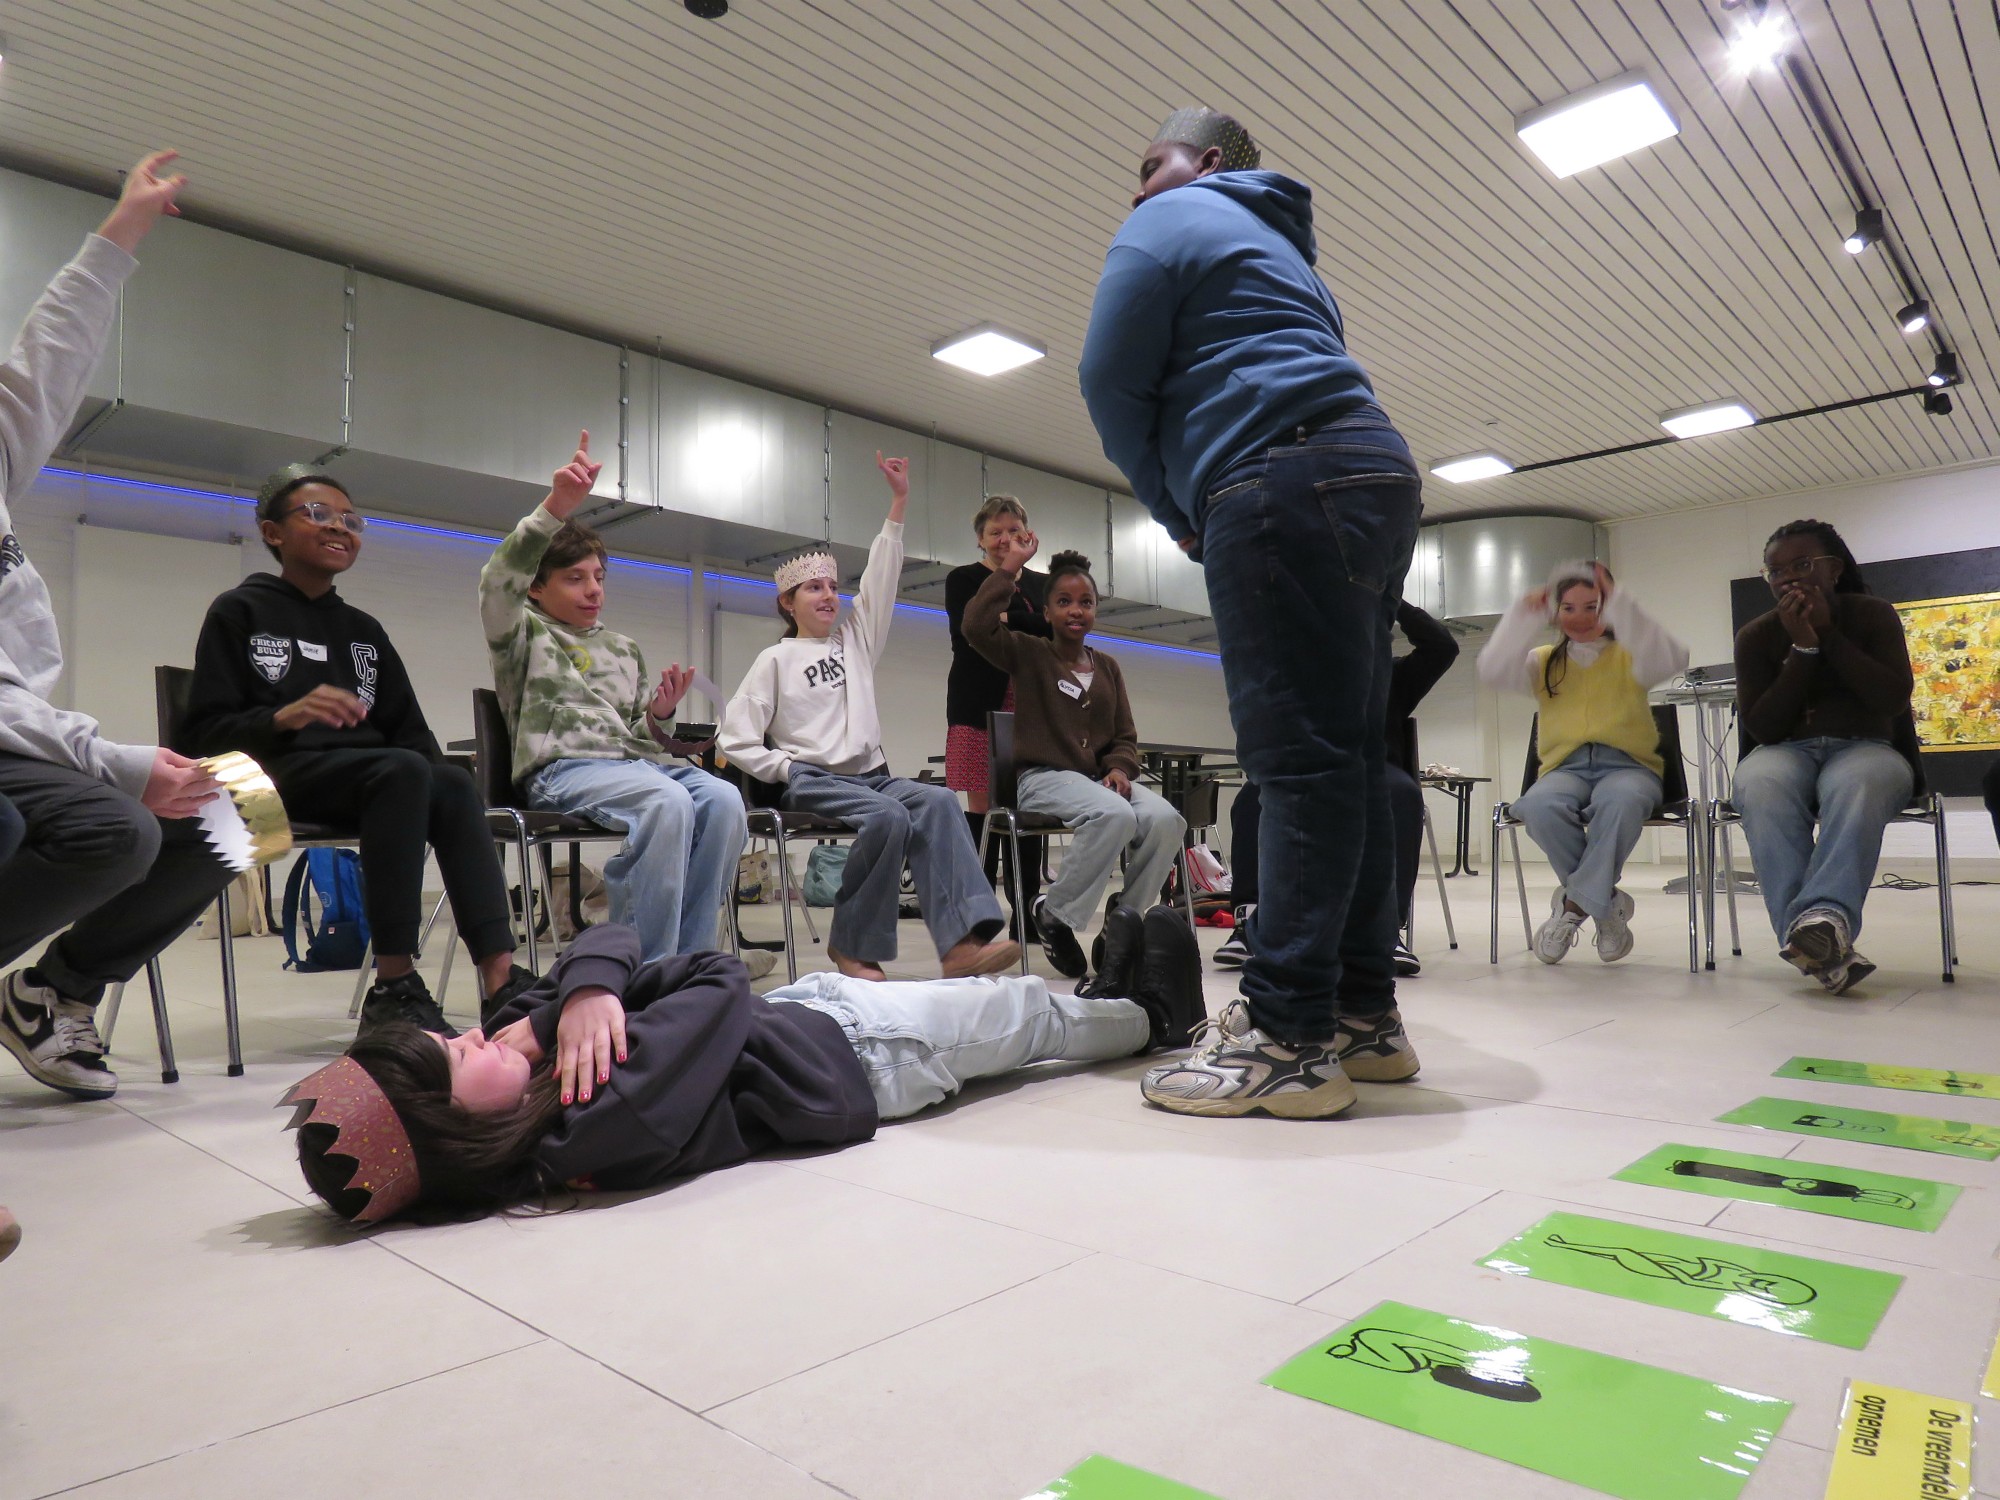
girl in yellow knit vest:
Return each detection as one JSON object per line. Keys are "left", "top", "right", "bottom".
{"left": 1478, "top": 562, "right": 1689, "bottom": 963}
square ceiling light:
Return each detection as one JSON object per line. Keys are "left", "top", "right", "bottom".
{"left": 1516, "top": 74, "right": 1679, "bottom": 178}
{"left": 1430, "top": 453, "right": 1514, "bottom": 483}
{"left": 931, "top": 325, "right": 1046, "bottom": 376}
{"left": 1660, "top": 400, "right": 1756, "bottom": 439}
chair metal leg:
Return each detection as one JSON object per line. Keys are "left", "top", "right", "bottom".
{"left": 217, "top": 885, "right": 244, "bottom": 1077}
{"left": 1510, "top": 826, "right": 1531, "bottom": 950}
{"left": 774, "top": 825, "right": 799, "bottom": 983}
{"left": 1716, "top": 822, "right": 1742, "bottom": 957}
{"left": 1488, "top": 814, "right": 1503, "bottom": 964}
{"left": 1008, "top": 819, "right": 1031, "bottom": 975}
{"left": 418, "top": 890, "right": 453, "bottom": 1005}
{"left": 1683, "top": 819, "right": 1700, "bottom": 974}
{"left": 1934, "top": 808, "right": 1956, "bottom": 983}
{"left": 347, "top": 940, "right": 374, "bottom": 1021}
{"left": 1423, "top": 805, "right": 1456, "bottom": 950}
{"left": 146, "top": 957, "right": 177, "bottom": 1084}
{"left": 98, "top": 982, "right": 123, "bottom": 1048}
{"left": 798, "top": 850, "right": 823, "bottom": 945}
{"left": 1175, "top": 844, "right": 1196, "bottom": 926}
{"left": 515, "top": 824, "right": 540, "bottom": 974}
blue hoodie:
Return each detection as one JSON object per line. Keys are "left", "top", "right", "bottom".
{"left": 1078, "top": 171, "right": 1380, "bottom": 542}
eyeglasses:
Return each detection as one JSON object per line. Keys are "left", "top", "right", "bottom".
{"left": 1761, "top": 555, "right": 1837, "bottom": 583}
{"left": 279, "top": 499, "right": 367, "bottom": 534}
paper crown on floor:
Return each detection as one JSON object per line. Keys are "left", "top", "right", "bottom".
{"left": 773, "top": 549, "right": 838, "bottom": 594}
{"left": 279, "top": 1056, "right": 421, "bottom": 1223}
{"left": 196, "top": 751, "right": 293, "bottom": 872}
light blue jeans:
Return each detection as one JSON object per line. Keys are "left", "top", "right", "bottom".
{"left": 1018, "top": 767, "right": 1186, "bottom": 932}
{"left": 767, "top": 970, "right": 1150, "bottom": 1118}
{"left": 525, "top": 758, "right": 747, "bottom": 964}
{"left": 1733, "top": 737, "right": 1912, "bottom": 941}
{"left": 1511, "top": 744, "right": 1663, "bottom": 920}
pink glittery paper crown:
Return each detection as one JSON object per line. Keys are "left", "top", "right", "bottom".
{"left": 773, "top": 550, "right": 837, "bottom": 594}
{"left": 279, "top": 1055, "right": 421, "bottom": 1223}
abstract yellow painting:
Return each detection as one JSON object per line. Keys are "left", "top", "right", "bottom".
{"left": 1898, "top": 591, "right": 2000, "bottom": 752}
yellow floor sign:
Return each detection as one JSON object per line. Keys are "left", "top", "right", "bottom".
{"left": 1825, "top": 1380, "right": 1973, "bottom": 1499}
{"left": 1983, "top": 1322, "right": 2000, "bottom": 1401}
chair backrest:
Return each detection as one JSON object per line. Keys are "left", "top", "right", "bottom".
{"left": 471, "top": 689, "right": 522, "bottom": 810}
{"left": 1517, "top": 706, "right": 1686, "bottom": 811}
{"left": 987, "top": 710, "right": 1021, "bottom": 809}
{"left": 155, "top": 664, "right": 194, "bottom": 753}
{"left": 1177, "top": 776, "right": 1222, "bottom": 831}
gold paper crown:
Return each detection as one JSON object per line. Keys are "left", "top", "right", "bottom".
{"left": 774, "top": 550, "right": 838, "bottom": 594}
{"left": 279, "top": 1056, "right": 421, "bottom": 1223}
{"left": 200, "top": 751, "right": 293, "bottom": 869}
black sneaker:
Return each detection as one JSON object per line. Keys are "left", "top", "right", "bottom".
{"left": 1131, "top": 905, "right": 1206, "bottom": 1052}
{"left": 480, "top": 964, "right": 542, "bottom": 1028}
{"left": 1077, "top": 905, "right": 1146, "bottom": 1000}
{"left": 1393, "top": 940, "right": 1421, "bottom": 978}
{"left": 358, "top": 973, "right": 458, "bottom": 1037}
{"left": 1032, "top": 897, "right": 1088, "bottom": 979}
{"left": 0, "top": 970, "right": 117, "bottom": 1100}
{"left": 1213, "top": 904, "right": 1252, "bottom": 970}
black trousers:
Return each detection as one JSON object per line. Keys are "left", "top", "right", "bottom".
{"left": 1230, "top": 772, "right": 1423, "bottom": 925}
{"left": 0, "top": 791, "right": 23, "bottom": 868}
{"left": 267, "top": 749, "right": 514, "bottom": 962}
{"left": 0, "top": 753, "right": 234, "bottom": 1005}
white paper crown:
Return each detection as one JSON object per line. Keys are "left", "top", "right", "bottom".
{"left": 774, "top": 550, "right": 838, "bottom": 594}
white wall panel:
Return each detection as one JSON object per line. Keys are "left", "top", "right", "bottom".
{"left": 121, "top": 218, "right": 345, "bottom": 441}
{"left": 0, "top": 168, "right": 118, "bottom": 404}
{"left": 829, "top": 410, "right": 927, "bottom": 560}
{"left": 629, "top": 355, "right": 825, "bottom": 538}
{"left": 350, "top": 274, "right": 622, "bottom": 494}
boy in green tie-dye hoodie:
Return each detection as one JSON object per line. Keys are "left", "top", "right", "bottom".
{"left": 480, "top": 433, "right": 745, "bottom": 964}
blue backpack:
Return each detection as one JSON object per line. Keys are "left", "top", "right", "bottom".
{"left": 281, "top": 849, "right": 371, "bottom": 972}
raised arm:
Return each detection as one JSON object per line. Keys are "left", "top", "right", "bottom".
{"left": 1476, "top": 593, "right": 1549, "bottom": 696}
{"left": 844, "top": 452, "right": 907, "bottom": 664}
{"left": 479, "top": 432, "right": 600, "bottom": 646}
{"left": 1389, "top": 602, "right": 1460, "bottom": 717}
{"left": 963, "top": 535, "right": 1039, "bottom": 673}
{"left": 1599, "top": 584, "right": 1689, "bottom": 687}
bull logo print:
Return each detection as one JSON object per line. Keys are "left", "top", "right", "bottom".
{"left": 250, "top": 633, "right": 292, "bottom": 683}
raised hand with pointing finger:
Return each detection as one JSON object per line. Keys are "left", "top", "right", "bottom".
{"left": 545, "top": 430, "right": 603, "bottom": 521}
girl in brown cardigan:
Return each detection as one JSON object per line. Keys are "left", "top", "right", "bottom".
{"left": 966, "top": 542, "right": 1186, "bottom": 979}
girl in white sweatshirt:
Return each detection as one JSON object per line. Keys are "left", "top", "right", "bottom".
{"left": 721, "top": 455, "right": 1016, "bottom": 981}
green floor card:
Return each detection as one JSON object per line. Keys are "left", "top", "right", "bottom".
{"left": 1718, "top": 1095, "right": 2000, "bottom": 1160}
{"left": 1615, "top": 1144, "right": 1959, "bottom": 1231}
{"left": 1023, "top": 1456, "right": 1221, "bottom": 1499}
{"left": 1479, "top": 1211, "right": 1902, "bottom": 1348}
{"left": 1775, "top": 1056, "right": 2000, "bottom": 1102}
{"left": 1264, "top": 1300, "right": 1789, "bottom": 1500}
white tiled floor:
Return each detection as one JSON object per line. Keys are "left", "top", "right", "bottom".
{"left": 6, "top": 867, "right": 2000, "bottom": 1499}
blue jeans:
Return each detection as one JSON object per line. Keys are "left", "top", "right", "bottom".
{"left": 781, "top": 765, "right": 1004, "bottom": 963}
{"left": 768, "top": 970, "right": 1150, "bottom": 1118}
{"left": 1199, "top": 409, "right": 1422, "bottom": 1041}
{"left": 1733, "top": 737, "right": 1912, "bottom": 941}
{"left": 525, "top": 758, "right": 747, "bottom": 964}
{"left": 1511, "top": 745, "right": 1663, "bottom": 920}
{"left": 1017, "top": 767, "right": 1185, "bottom": 932}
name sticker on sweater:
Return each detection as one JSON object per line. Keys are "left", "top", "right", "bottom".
{"left": 299, "top": 640, "right": 328, "bottom": 662}
{"left": 1058, "top": 680, "right": 1083, "bottom": 700}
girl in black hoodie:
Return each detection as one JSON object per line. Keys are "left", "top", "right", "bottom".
{"left": 184, "top": 465, "right": 528, "bottom": 1032}
{"left": 286, "top": 922, "right": 1197, "bottom": 1222}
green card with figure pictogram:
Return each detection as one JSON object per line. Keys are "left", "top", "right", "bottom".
{"left": 1718, "top": 1096, "right": 2000, "bottom": 1160}
{"left": 1479, "top": 1211, "right": 1901, "bottom": 1348}
{"left": 1264, "top": 1300, "right": 1790, "bottom": 1500}
{"left": 1022, "top": 1455, "right": 1222, "bottom": 1498}
{"left": 1774, "top": 1056, "right": 2000, "bottom": 1102}
{"left": 1614, "top": 1144, "right": 1959, "bottom": 1230}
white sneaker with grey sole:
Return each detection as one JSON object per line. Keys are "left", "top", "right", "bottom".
{"left": 1532, "top": 890, "right": 1584, "bottom": 965}
{"left": 1593, "top": 889, "right": 1637, "bottom": 963}
{"left": 0, "top": 970, "right": 118, "bottom": 1100}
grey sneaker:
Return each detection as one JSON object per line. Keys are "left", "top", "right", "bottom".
{"left": 1781, "top": 907, "right": 1852, "bottom": 977}
{"left": 1533, "top": 890, "right": 1583, "bottom": 965}
{"left": 1816, "top": 952, "right": 1877, "bottom": 997}
{"left": 1593, "top": 889, "right": 1637, "bottom": 963}
{"left": 1333, "top": 1006, "right": 1421, "bottom": 1082}
{"left": 0, "top": 970, "right": 117, "bottom": 1100}
{"left": 1140, "top": 999, "right": 1357, "bottom": 1118}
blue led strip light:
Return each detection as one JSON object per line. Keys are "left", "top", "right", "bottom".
{"left": 44, "top": 466, "right": 1221, "bottom": 660}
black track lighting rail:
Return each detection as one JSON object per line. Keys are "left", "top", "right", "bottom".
{"left": 1508, "top": 384, "right": 1933, "bottom": 475}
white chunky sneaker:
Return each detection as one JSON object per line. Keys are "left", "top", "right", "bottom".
{"left": 1140, "top": 999, "right": 1357, "bottom": 1119}
{"left": 1593, "top": 889, "right": 1637, "bottom": 963}
{"left": 1533, "top": 890, "right": 1584, "bottom": 965}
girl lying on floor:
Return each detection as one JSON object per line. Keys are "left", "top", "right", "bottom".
{"left": 284, "top": 918, "right": 1204, "bottom": 1222}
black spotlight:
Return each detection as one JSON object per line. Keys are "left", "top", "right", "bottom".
{"left": 685, "top": 0, "right": 727, "bottom": 15}
{"left": 1842, "top": 207, "right": 1883, "bottom": 254}
{"left": 1924, "top": 390, "right": 1954, "bottom": 417}
{"left": 1896, "top": 299, "right": 1930, "bottom": 334}
{"left": 1928, "top": 351, "right": 1960, "bottom": 387}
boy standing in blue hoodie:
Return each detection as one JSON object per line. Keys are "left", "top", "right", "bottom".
{"left": 1079, "top": 108, "right": 1422, "bottom": 1120}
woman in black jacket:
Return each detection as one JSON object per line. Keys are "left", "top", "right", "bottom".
{"left": 284, "top": 922, "right": 1198, "bottom": 1222}
{"left": 942, "top": 495, "right": 1050, "bottom": 931}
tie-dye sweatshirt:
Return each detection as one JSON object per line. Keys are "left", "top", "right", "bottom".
{"left": 480, "top": 503, "right": 676, "bottom": 781}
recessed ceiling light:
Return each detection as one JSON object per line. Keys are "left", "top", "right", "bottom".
{"left": 1728, "top": 12, "right": 1788, "bottom": 70}
{"left": 1660, "top": 400, "right": 1757, "bottom": 439}
{"left": 1516, "top": 74, "right": 1679, "bottom": 178}
{"left": 931, "top": 325, "right": 1046, "bottom": 377}
{"left": 1429, "top": 453, "right": 1514, "bottom": 483}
